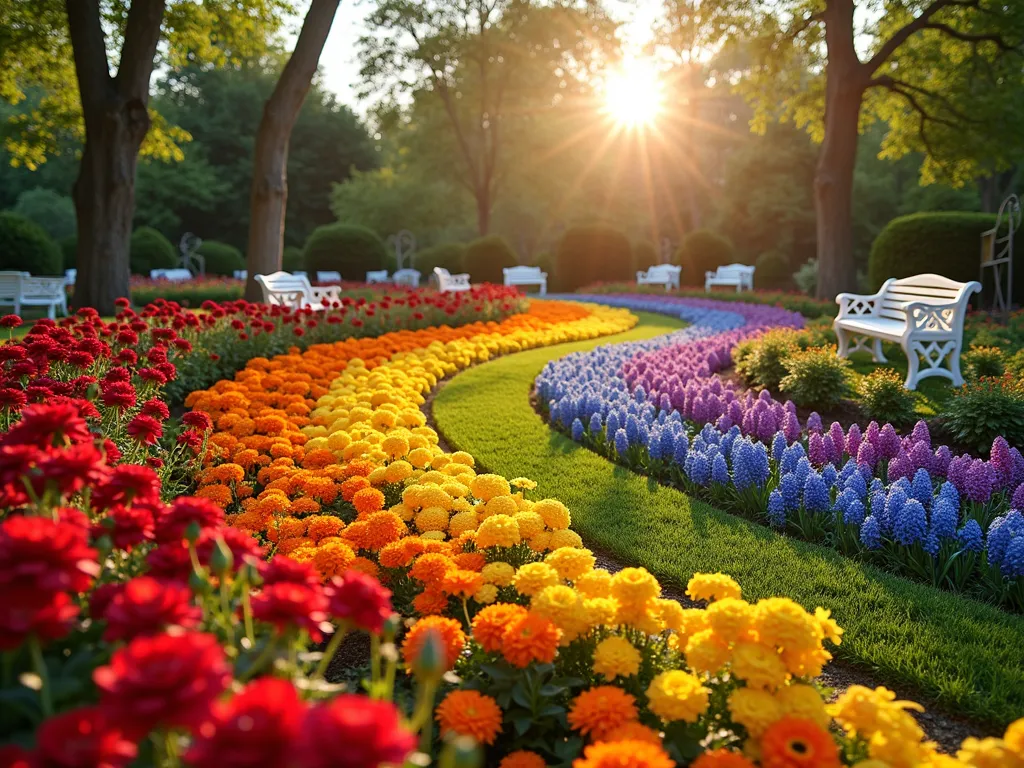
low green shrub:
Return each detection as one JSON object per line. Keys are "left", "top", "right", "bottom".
{"left": 303, "top": 223, "right": 387, "bottom": 280}
{"left": 734, "top": 329, "right": 800, "bottom": 391}
{"left": 673, "top": 229, "right": 736, "bottom": 286}
{"left": 555, "top": 224, "right": 632, "bottom": 291}
{"left": 943, "top": 375, "right": 1024, "bottom": 453}
{"left": 1007, "top": 349, "right": 1024, "bottom": 378}
{"left": 196, "top": 241, "right": 245, "bottom": 276}
{"left": 779, "top": 345, "right": 852, "bottom": 409}
{"left": 282, "top": 246, "right": 304, "bottom": 273}
{"left": 755, "top": 251, "right": 791, "bottom": 290}
{"left": 463, "top": 235, "right": 519, "bottom": 284}
{"left": 12, "top": 188, "right": 76, "bottom": 241}
{"left": 858, "top": 368, "right": 917, "bottom": 426}
{"left": 130, "top": 227, "right": 178, "bottom": 275}
{"left": 633, "top": 240, "right": 659, "bottom": 272}
{"left": 130, "top": 283, "right": 244, "bottom": 306}
{"left": 61, "top": 235, "right": 77, "bottom": 270}
{"left": 793, "top": 259, "right": 817, "bottom": 295}
{"left": 0, "top": 212, "right": 63, "bottom": 276}
{"left": 961, "top": 346, "right": 1005, "bottom": 380}
{"left": 415, "top": 243, "right": 466, "bottom": 275}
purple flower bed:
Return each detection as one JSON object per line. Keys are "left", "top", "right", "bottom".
{"left": 538, "top": 294, "right": 1024, "bottom": 609}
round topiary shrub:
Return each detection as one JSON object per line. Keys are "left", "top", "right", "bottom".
{"left": 415, "top": 243, "right": 466, "bottom": 275}
{"left": 755, "top": 250, "right": 791, "bottom": 290}
{"left": 196, "top": 241, "right": 245, "bottom": 276}
{"left": 868, "top": 212, "right": 997, "bottom": 290}
{"left": 0, "top": 212, "right": 63, "bottom": 276}
{"left": 12, "top": 188, "right": 76, "bottom": 242}
{"left": 463, "top": 235, "right": 519, "bottom": 284}
{"left": 673, "top": 229, "right": 737, "bottom": 286}
{"left": 282, "top": 245, "right": 304, "bottom": 273}
{"left": 303, "top": 223, "right": 387, "bottom": 281}
{"left": 555, "top": 224, "right": 632, "bottom": 292}
{"left": 130, "top": 227, "right": 178, "bottom": 275}
{"left": 633, "top": 240, "right": 659, "bottom": 272}
{"left": 60, "top": 235, "right": 78, "bottom": 270}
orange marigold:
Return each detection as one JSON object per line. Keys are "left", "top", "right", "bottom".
{"left": 691, "top": 750, "right": 756, "bottom": 768}
{"left": 568, "top": 686, "right": 639, "bottom": 740}
{"left": 435, "top": 690, "right": 503, "bottom": 745}
{"left": 379, "top": 541, "right": 415, "bottom": 569}
{"left": 341, "top": 476, "right": 372, "bottom": 501}
{"left": 353, "top": 487, "right": 387, "bottom": 517}
{"left": 302, "top": 448, "right": 336, "bottom": 470}
{"left": 440, "top": 569, "right": 484, "bottom": 599}
{"left": 573, "top": 741, "right": 673, "bottom": 768}
{"left": 362, "top": 511, "right": 407, "bottom": 550}
{"left": 305, "top": 515, "right": 344, "bottom": 542}
{"left": 759, "top": 717, "right": 841, "bottom": 768}
{"left": 277, "top": 536, "right": 313, "bottom": 556}
{"left": 603, "top": 722, "right": 663, "bottom": 747}
{"left": 290, "top": 497, "right": 321, "bottom": 515}
{"left": 195, "top": 484, "right": 233, "bottom": 508}
{"left": 412, "top": 587, "right": 449, "bottom": 615}
{"left": 501, "top": 612, "right": 561, "bottom": 668}
{"left": 409, "top": 553, "right": 456, "bottom": 585}
{"left": 341, "top": 520, "right": 369, "bottom": 550}
{"left": 313, "top": 540, "right": 357, "bottom": 579}
{"left": 343, "top": 458, "right": 376, "bottom": 477}
{"left": 453, "top": 552, "right": 486, "bottom": 572}
{"left": 402, "top": 616, "right": 465, "bottom": 670}
{"left": 471, "top": 603, "right": 529, "bottom": 653}
{"left": 499, "top": 751, "right": 546, "bottom": 768}
{"left": 349, "top": 556, "right": 380, "bottom": 580}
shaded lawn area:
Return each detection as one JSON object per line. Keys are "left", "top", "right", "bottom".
{"left": 432, "top": 311, "right": 1024, "bottom": 726}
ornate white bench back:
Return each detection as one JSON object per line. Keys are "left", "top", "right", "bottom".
{"left": 504, "top": 266, "right": 545, "bottom": 282}
{"left": 393, "top": 269, "right": 421, "bottom": 287}
{"left": 254, "top": 271, "right": 314, "bottom": 309}
{"left": 877, "top": 274, "right": 978, "bottom": 336}
{"left": 0, "top": 272, "right": 29, "bottom": 301}
{"left": 21, "top": 276, "right": 67, "bottom": 300}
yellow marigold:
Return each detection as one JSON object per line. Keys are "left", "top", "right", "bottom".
{"left": 615, "top": 601, "right": 664, "bottom": 636}
{"left": 430, "top": 454, "right": 452, "bottom": 470}
{"left": 684, "top": 629, "right": 732, "bottom": 676}
{"left": 436, "top": 690, "right": 503, "bottom": 745}
{"left": 441, "top": 569, "right": 484, "bottom": 598}
{"left": 514, "top": 562, "right": 561, "bottom": 597}
{"left": 513, "top": 511, "right": 545, "bottom": 539}
{"left": 419, "top": 470, "right": 448, "bottom": 486}
{"left": 305, "top": 515, "right": 344, "bottom": 542}
{"left": 421, "top": 530, "right": 447, "bottom": 542}
{"left": 545, "top": 547, "right": 595, "bottom": 581}
{"left": 385, "top": 460, "right": 413, "bottom": 484}
{"left": 828, "top": 686, "right": 924, "bottom": 740}
{"left": 610, "top": 568, "right": 660, "bottom": 605}
{"left": 582, "top": 597, "right": 619, "bottom": 628}
{"left": 728, "top": 686, "right": 782, "bottom": 738}
{"left": 1006, "top": 719, "right": 1024, "bottom": 752}
{"left": 957, "top": 738, "right": 1021, "bottom": 768}
{"left": 389, "top": 502, "right": 414, "bottom": 522}
{"left": 474, "top": 583, "right": 498, "bottom": 604}
{"left": 775, "top": 684, "right": 830, "bottom": 729}
{"left": 408, "top": 447, "right": 434, "bottom": 468}
{"left": 353, "top": 487, "right": 386, "bottom": 516}
{"left": 448, "top": 510, "right": 479, "bottom": 537}
{"left": 402, "top": 615, "right": 466, "bottom": 670}
{"left": 409, "top": 552, "right": 456, "bottom": 585}
{"left": 371, "top": 410, "right": 397, "bottom": 431}
{"left": 646, "top": 671, "right": 708, "bottom": 724}
{"left": 500, "top": 612, "right": 561, "bottom": 668}
{"left": 415, "top": 506, "right": 449, "bottom": 533}
{"left": 450, "top": 450, "right": 475, "bottom": 466}
{"left": 312, "top": 540, "right": 356, "bottom": 579}
{"left": 510, "top": 477, "right": 538, "bottom": 491}
{"left": 363, "top": 511, "right": 408, "bottom": 550}
{"left": 476, "top": 514, "right": 521, "bottom": 549}
{"left": 754, "top": 598, "right": 822, "bottom": 655}
{"left": 499, "top": 751, "right": 546, "bottom": 768}
{"left": 730, "top": 642, "right": 789, "bottom": 691}
{"left": 705, "top": 598, "right": 754, "bottom": 643}
{"left": 592, "top": 636, "right": 641, "bottom": 680}
{"left": 483, "top": 495, "right": 519, "bottom": 518}
{"left": 549, "top": 529, "right": 583, "bottom": 550}
{"left": 531, "top": 585, "right": 588, "bottom": 641}
{"left": 415, "top": 485, "right": 454, "bottom": 512}
{"left": 528, "top": 531, "right": 552, "bottom": 552}
{"left": 603, "top": 722, "right": 663, "bottom": 747}
{"left": 780, "top": 646, "right": 832, "bottom": 678}
{"left": 575, "top": 569, "right": 613, "bottom": 599}
{"left": 472, "top": 603, "right": 529, "bottom": 652}
{"left": 652, "top": 599, "right": 685, "bottom": 633}
{"left": 686, "top": 573, "right": 742, "bottom": 604}
{"left": 815, "top": 607, "right": 844, "bottom": 646}
{"left": 470, "top": 473, "right": 512, "bottom": 501}
{"left": 533, "top": 498, "right": 570, "bottom": 529}
{"left": 481, "top": 561, "right": 516, "bottom": 587}
{"left": 568, "top": 686, "right": 639, "bottom": 740}
{"left": 196, "top": 484, "right": 233, "bottom": 508}
{"left": 441, "top": 481, "right": 470, "bottom": 499}
{"left": 573, "top": 741, "right": 673, "bottom": 768}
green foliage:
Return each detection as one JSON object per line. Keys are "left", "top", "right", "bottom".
{"left": 633, "top": 240, "right": 659, "bottom": 272}
{"left": 779, "top": 346, "right": 852, "bottom": 409}
{"left": 868, "top": 212, "right": 997, "bottom": 290}
{"left": 793, "top": 259, "right": 817, "bottom": 296}
{"left": 415, "top": 243, "right": 466, "bottom": 275}
{"left": 555, "top": 224, "right": 632, "bottom": 292}
{"left": 944, "top": 376, "right": 1024, "bottom": 454}
{"left": 196, "top": 241, "right": 245, "bottom": 277}
{"left": 282, "top": 245, "right": 304, "bottom": 273}
{"left": 130, "top": 227, "right": 178, "bottom": 275}
{"left": 962, "top": 346, "right": 1005, "bottom": 381}
{"left": 303, "top": 224, "right": 387, "bottom": 280}
{"left": 734, "top": 329, "right": 800, "bottom": 391}
{"left": 754, "top": 251, "right": 791, "bottom": 290}
{"left": 463, "top": 235, "right": 519, "bottom": 284}
{"left": 1007, "top": 349, "right": 1024, "bottom": 378}
{"left": 673, "top": 229, "right": 737, "bottom": 286}
{"left": 0, "top": 211, "right": 62, "bottom": 275}
{"left": 60, "top": 235, "right": 77, "bottom": 270}
{"left": 858, "top": 368, "right": 918, "bottom": 426}
{"left": 11, "top": 187, "right": 75, "bottom": 241}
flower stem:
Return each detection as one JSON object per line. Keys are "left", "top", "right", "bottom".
{"left": 28, "top": 635, "right": 52, "bottom": 717}
{"left": 314, "top": 627, "right": 348, "bottom": 679}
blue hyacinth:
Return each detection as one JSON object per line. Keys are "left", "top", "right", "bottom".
{"left": 930, "top": 497, "right": 959, "bottom": 540}
{"left": 1001, "top": 537, "right": 1024, "bottom": 577}
{"left": 772, "top": 431, "right": 788, "bottom": 461}
{"left": 626, "top": 414, "right": 640, "bottom": 444}
{"left": 861, "top": 515, "right": 882, "bottom": 549}
{"left": 985, "top": 511, "right": 1024, "bottom": 566}
{"left": 957, "top": 519, "right": 983, "bottom": 553}
{"left": 938, "top": 481, "right": 960, "bottom": 509}
{"left": 923, "top": 530, "right": 940, "bottom": 556}
{"left": 893, "top": 498, "right": 927, "bottom": 546}
{"left": 780, "top": 473, "right": 802, "bottom": 511}
{"left": 606, "top": 411, "right": 620, "bottom": 437}
{"left": 688, "top": 452, "right": 711, "bottom": 485}
{"left": 589, "top": 411, "right": 603, "bottom": 436}
{"left": 821, "top": 463, "right": 838, "bottom": 489}
{"left": 794, "top": 456, "right": 812, "bottom": 486}
{"left": 660, "top": 428, "right": 676, "bottom": 458}
{"left": 768, "top": 489, "right": 787, "bottom": 526}
{"left": 712, "top": 453, "right": 730, "bottom": 485}
{"left": 843, "top": 469, "right": 867, "bottom": 500}
{"left": 781, "top": 443, "right": 806, "bottom": 475}
{"left": 672, "top": 433, "right": 689, "bottom": 466}
{"left": 883, "top": 487, "right": 908, "bottom": 534}
{"left": 614, "top": 428, "right": 629, "bottom": 457}
{"left": 911, "top": 468, "right": 933, "bottom": 509}
{"left": 803, "top": 472, "right": 831, "bottom": 513}
{"left": 647, "top": 429, "right": 662, "bottom": 461}
{"left": 844, "top": 499, "right": 866, "bottom": 526}
{"left": 571, "top": 418, "right": 584, "bottom": 442}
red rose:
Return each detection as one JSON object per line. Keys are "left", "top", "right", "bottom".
{"left": 325, "top": 570, "right": 392, "bottom": 634}
{"left": 294, "top": 696, "right": 415, "bottom": 768}
{"left": 126, "top": 414, "right": 163, "bottom": 445}
{"left": 94, "top": 631, "right": 231, "bottom": 738}
{"left": 186, "top": 678, "right": 306, "bottom": 768}
{"left": 98, "top": 576, "right": 201, "bottom": 642}
{"left": 33, "top": 707, "right": 137, "bottom": 768}
{"left": 251, "top": 582, "right": 328, "bottom": 642}
{"left": 156, "top": 497, "right": 225, "bottom": 543}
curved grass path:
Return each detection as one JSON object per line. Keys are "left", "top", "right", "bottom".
{"left": 432, "top": 311, "right": 1024, "bottom": 726}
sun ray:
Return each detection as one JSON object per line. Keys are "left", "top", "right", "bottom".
{"left": 603, "top": 57, "right": 663, "bottom": 128}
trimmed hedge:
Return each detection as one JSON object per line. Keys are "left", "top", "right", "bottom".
{"left": 130, "top": 227, "right": 178, "bottom": 275}
{"left": 463, "top": 235, "right": 519, "bottom": 284}
{"left": 60, "top": 236, "right": 77, "bottom": 270}
{"left": 196, "top": 241, "right": 245, "bottom": 276}
{"left": 303, "top": 223, "right": 387, "bottom": 280}
{"left": 633, "top": 240, "right": 659, "bottom": 272}
{"left": 868, "top": 212, "right": 996, "bottom": 290}
{"left": 555, "top": 224, "right": 632, "bottom": 292}
{"left": 0, "top": 212, "right": 63, "bottom": 276}
{"left": 755, "top": 250, "right": 791, "bottom": 290}
{"left": 415, "top": 243, "right": 466, "bottom": 275}
{"left": 673, "top": 229, "right": 738, "bottom": 286}
{"left": 282, "top": 245, "right": 304, "bottom": 273}
{"left": 12, "top": 188, "right": 76, "bottom": 242}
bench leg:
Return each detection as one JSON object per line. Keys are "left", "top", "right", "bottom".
{"left": 835, "top": 326, "right": 850, "bottom": 358}
{"left": 904, "top": 344, "right": 920, "bottom": 390}
{"left": 870, "top": 338, "right": 887, "bottom": 364}
{"left": 950, "top": 345, "right": 965, "bottom": 387}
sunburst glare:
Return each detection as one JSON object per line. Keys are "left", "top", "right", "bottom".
{"left": 603, "top": 57, "right": 663, "bottom": 128}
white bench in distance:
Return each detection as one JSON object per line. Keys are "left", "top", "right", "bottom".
{"left": 393, "top": 269, "right": 421, "bottom": 288}
{"left": 233, "top": 270, "right": 247, "bottom": 280}
{"left": 503, "top": 265, "right": 547, "bottom": 295}
{"left": 366, "top": 270, "right": 389, "bottom": 284}
{"left": 705, "top": 264, "right": 754, "bottom": 292}
{"left": 433, "top": 267, "right": 471, "bottom": 292}
{"left": 316, "top": 270, "right": 342, "bottom": 284}
{"left": 254, "top": 271, "right": 342, "bottom": 311}
{"left": 150, "top": 268, "right": 193, "bottom": 281}
{"left": 834, "top": 273, "right": 981, "bottom": 390}
{"left": 0, "top": 271, "right": 68, "bottom": 318}
{"left": 636, "top": 264, "right": 681, "bottom": 291}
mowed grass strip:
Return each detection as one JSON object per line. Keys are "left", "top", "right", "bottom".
{"left": 432, "top": 310, "right": 1024, "bottom": 726}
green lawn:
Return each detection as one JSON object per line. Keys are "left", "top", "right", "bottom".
{"left": 433, "top": 311, "right": 1024, "bottom": 726}
{"left": 845, "top": 346, "right": 956, "bottom": 418}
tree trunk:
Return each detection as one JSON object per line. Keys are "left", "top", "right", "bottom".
{"left": 244, "top": 0, "right": 341, "bottom": 302}
{"left": 72, "top": 100, "right": 149, "bottom": 314}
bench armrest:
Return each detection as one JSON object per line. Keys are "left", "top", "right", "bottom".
{"left": 905, "top": 299, "right": 962, "bottom": 335}
{"left": 835, "top": 291, "right": 882, "bottom": 319}
{"left": 311, "top": 286, "right": 342, "bottom": 306}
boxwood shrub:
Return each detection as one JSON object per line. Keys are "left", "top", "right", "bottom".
{"left": 463, "top": 235, "right": 519, "bottom": 284}
{"left": 130, "top": 227, "right": 178, "bottom": 275}
{"left": 0, "top": 212, "right": 63, "bottom": 276}
{"left": 555, "top": 224, "right": 632, "bottom": 292}
{"left": 673, "top": 229, "right": 738, "bottom": 286}
{"left": 415, "top": 243, "right": 466, "bottom": 276}
{"left": 303, "top": 223, "right": 387, "bottom": 281}
{"left": 196, "top": 241, "right": 245, "bottom": 276}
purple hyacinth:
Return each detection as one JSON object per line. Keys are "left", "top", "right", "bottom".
{"left": 1011, "top": 447, "right": 1024, "bottom": 488}
{"left": 783, "top": 412, "right": 801, "bottom": 443}
{"left": 857, "top": 440, "right": 878, "bottom": 469}
{"left": 865, "top": 421, "right": 881, "bottom": 450}
{"left": 893, "top": 499, "right": 927, "bottom": 546}
{"left": 933, "top": 445, "right": 951, "bottom": 478}
{"left": 806, "top": 412, "right": 823, "bottom": 434}
{"left": 877, "top": 424, "right": 901, "bottom": 461}
{"left": 809, "top": 433, "right": 826, "bottom": 466}
{"left": 1013, "top": 483, "right": 1024, "bottom": 511}
{"left": 887, "top": 451, "right": 912, "bottom": 483}
{"left": 861, "top": 515, "right": 882, "bottom": 549}
{"left": 957, "top": 519, "right": 983, "bottom": 553}
{"left": 990, "top": 436, "right": 1014, "bottom": 491}
{"left": 910, "top": 420, "right": 931, "bottom": 447}
{"left": 846, "top": 424, "right": 862, "bottom": 461}
{"left": 829, "top": 422, "right": 846, "bottom": 458}
{"left": 964, "top": 459, "right": 994, "bottom": 504}
{"left": 947, "top": 455, "right": 972, "bottom": 495}
{"left": 909, "top": 441, "right": 932, "bottom": 475}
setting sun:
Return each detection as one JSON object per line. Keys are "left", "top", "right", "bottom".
{"left": 603, "top": 57, "right": 663, "bottom": 128}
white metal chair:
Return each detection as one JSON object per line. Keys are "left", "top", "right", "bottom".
{"left": 366, "top": 270, "right": 389, "bottom": 284}
{"left": 636, "top": 264, "right": 681, "bottom": 291}
{"left": 705, "top": 264, "right": 755, "bottom": 292}
{"left": 503, "top": 265, "right": 547, "bottom": 295}
{"left": 254, "top": 271, "right": 342, "bottom": 310}
{"left": 392, "top": 269, "right": 421, "bottom": 288}
{"left": 150, "top": 268, "right": 193, "bottom": 281}
{"left": 433, "top": 267, "right": 471, "bottom": 292}
{"left": 834, "top": 273, "right": 981, "bottom": 390}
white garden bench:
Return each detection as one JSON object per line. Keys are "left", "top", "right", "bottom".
{"left": 254, "top": 271, "right": 342, "bottom": 311}
{"left": 366, "top": 270, "right": 389, "bottom": 284}
{"left": 503, "top": 265, "right": 547, "bottom": 295}
{"left": 705, "top": 264, "right": 755, "bottom": 292}
{"left": 316, "top": 270, "right": 342, "bottom": 284}
{"left": 65, "top": 269, "right": 77, "bottom": 287}
{"left": 150, "top": 268, "right": 193, "bottom": 281}
{"left": 433, "top": 267, "right": 471, "bottom": 292}
{"left": 0, "top": 271, "right": 68, "bottom": 318}
{"left": 636, "top": 264, "right": 681, "bottom": 291}
{"left": 233, "top": 270, "right": 247, "bottom": 280}
{"left": 834, "top": 273, "right": 981, "bottom": 390}
{"left": 393, "top": 269, "right": 421, "bottom": 287}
